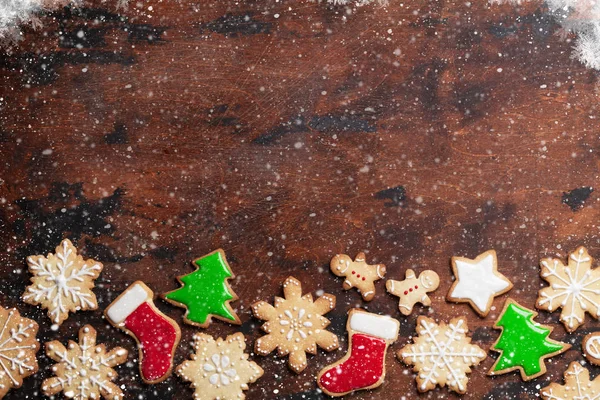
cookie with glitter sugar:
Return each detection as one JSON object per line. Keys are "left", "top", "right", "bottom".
{"left": 541, "top": 362, "right": 600, "bottom": 400}
{"left": 398, "top": 315, "right": 486, "bottom": 394}
{"left": 447, "top": 250, "right": 513, "bottom": 318}
{"left": 536, "top": 246, "right": 600, "bottom": 332}
{"left": 330, "top": 252, "right": 386, "bottom": 301}
{"left": 42, "top": 325, "right": 128, "bottom": 400}
{"left": 177, "top": 332, "right": 263, "bottom": 400}
{"left": 251, "top": 276, "right": 339, "bottom": 373}
{"left": 0, "top": 306, "right": 39, "bottom": 399}
{"left": 22, "top": 239, "right": 103, "bottom": 326}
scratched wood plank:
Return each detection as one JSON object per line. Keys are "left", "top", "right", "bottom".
{"left": 1, "top": 0, "right": 599, "bottom": 398}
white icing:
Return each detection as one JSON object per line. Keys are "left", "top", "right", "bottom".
{"left": 538, "top": 248, "right": 600, "bottom": 330}
{"left": 450, "top": 253, "right": 510, "bottom": 313}
{"left": 204, "top": 354, "right": 237, "bottom": 387}
{"left": 105, "top": 283, "right": 148, "bottom": 324}
{"left": 541, "top": 363, "right": 589, "bottom": 399}
{"left": 402, "top": 318, "right": 486, "bottom": 392}
{"left": 349, "top": 311, "right": 399, "bottom": 340}
{"left": 586, "top": 335, "right": 600, "bottom": 359}
{"left": 23, "top": 240, "right": 101, "bottom": 323}
{"left": 0, "top": 312, "right": 36, "bottom": 386}
{"left": 279, "top": 308, "right": 311, "bottom": 341}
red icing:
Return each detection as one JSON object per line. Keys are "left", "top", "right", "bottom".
{"left": 404, "top": 291, "right": 408, "bottom": 295}
{"left": 415, "top": 285, "right": 418, "bottom": 289}
{"left": 318, "top": 333, "right": 386, "bottom": 394}
{"left": 124, "top": 302, "right": 178, "bottom": 382}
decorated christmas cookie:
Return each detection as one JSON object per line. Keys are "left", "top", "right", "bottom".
{"left": 22, "top": 239, "right": 103, "bottom": 325}
{"left": 42, "top": 325, "right": 128, "bottom": 400}
{"left": 582, "top": 332, "right": 600, "bottom": 365}
{"left": 488, "top": 299, "right": 570, "bottom": 381}
{"left": 399, "top": 316, "right": 486, "bottom": 394}
{"left": 0, "top": 306, "right": 39, "bottom": 399}
{"left": 177, "top": 332, "right": 263, "bottom": 400}
{"left": 330, "top": 252, "right": 386, "bottom": 301}
{"left": 541, "top": 362, "right": 600, "bottom": 400}
{"left": 536, "top": 246, "right": 600, "bottom": 332}
{"left": 105, "top": 281, "right": 181, "bottom": 384}
{"left": 386, "top": 269, "right": 439, "bottom": 315}
{"left": 317, "top": 309, "right": 399, "bottom": 396}
{"left": 252, "top": 276, "right": 339, "bottom": 373}
{"left": 447, "top": 250, "right": 513, "bottom": 317}
{"left": 163, "top": 249, "right": 241, "bottom": 328}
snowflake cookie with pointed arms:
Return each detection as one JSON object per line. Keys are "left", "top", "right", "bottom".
{"left": 42, "top": 325, "right": 128, "bottom": 400}
{"left": 541, "top": 361, "right": 600, "bottom": 400}
{"left": 536, "top": 246, "right": 600, "bottom": 332}
{"left": 399, "top": 316, "right": 486, "bottom": 394}
{"left": 177, "top": 332, "right": 263, "bottom": 400}
{"left": 0, "top": 306, "right": 39, "bottom": 399}
{"left": 23, "top": 239, "right": 103, "bottom": 326}
{"left": 252, "top": 276, "right": 339, "bottom": 373}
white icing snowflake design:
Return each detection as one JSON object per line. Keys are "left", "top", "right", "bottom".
{"left": 0, "top": 307, "right": 39, "bottom": 398}
{"left": 204, "top": 354, "right": 237, "bottom": 386}
{"left": 279, "top": 309, "right": 313, "bottom": 341}
{"left": 536, "top": 246, "right": 600, "bottom": 332}
{"left": 399, "top": 316, "right": 486, "bottom": 394}
{"left": 541, "top": 361, "right": 600, "bottom": 400}
{"left": 42, "top": 325, "right": 128, "bottom": 400}
{"left": 23, "top": 239, "right": 103, "bottom": 325}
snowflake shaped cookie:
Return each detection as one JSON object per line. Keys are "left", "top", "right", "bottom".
{"left": 252, "top": 276, "right": 339, "bottom": 373}
{"left": 0, "top": 306, "right": 39, "bottom": 399}
{"left": 177, "top": 332, "right": 263, "bottom": 400}
{"left": 23, "top": 239, "right": 103, "bottom": 326}
{"left": 541, "top": 361, "right": 600, "bottom": 400}
{"left": 399, "top": 316, "right": 486, "bottom": 394}
{"left": 536, "top": 246, "right": 600, "bottom": 332}
{"left": 42, "top": 325, "right": 128, "bottom": 400}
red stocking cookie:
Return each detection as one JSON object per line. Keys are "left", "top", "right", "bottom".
{"left": 317, "top": 309, "right": 399, "bottom": 396}
{"left": 105, "top": 281, "right": 181, "bottom": 383}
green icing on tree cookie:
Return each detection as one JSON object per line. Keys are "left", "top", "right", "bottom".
{"left": 163, "top": 249, "right": 240, "bottom": 328}
{"left": 489, "top": 299, "right": 570, "bottom": 380}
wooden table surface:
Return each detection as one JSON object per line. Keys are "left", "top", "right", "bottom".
{"left": 1, "top": 0, "right": 599, "bottom": 398}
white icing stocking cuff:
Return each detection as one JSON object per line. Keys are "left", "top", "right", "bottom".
{"left": 349, "top": 310, "right": 399, "bottom": 341}
{"left": 105, "top": 283, "right": 149, "bottom": 325}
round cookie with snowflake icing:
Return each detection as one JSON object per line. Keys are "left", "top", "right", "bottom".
{"left": 176, "top": 332, "right": 263, "bottom": 400}
{"left": 0, "top": 306, "right": 39, "bottom": 399}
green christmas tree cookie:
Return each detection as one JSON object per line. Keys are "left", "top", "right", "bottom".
{"left": 163, "top": 249, "right": 241, "bottom": 328}
{"left": 489, "top": 299, "right": 570, "bottom": 381}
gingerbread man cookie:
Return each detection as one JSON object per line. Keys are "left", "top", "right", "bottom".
{"left": 386, "top": 269, "right": 440, "bottom": 315}
{"left": 330, "top": 252, "right": 386, "bottom": 301}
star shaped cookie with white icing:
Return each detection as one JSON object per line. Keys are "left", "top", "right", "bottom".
{"left": 447, "top": 250, "right": 513, "bottom": 317}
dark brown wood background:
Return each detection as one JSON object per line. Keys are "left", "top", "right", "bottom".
{"left": 1, "top": 0, "right": 599, "bottom": 398}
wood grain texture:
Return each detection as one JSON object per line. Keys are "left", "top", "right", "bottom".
{"left": 1, "top": 0, "right": 599, "bottom": 398}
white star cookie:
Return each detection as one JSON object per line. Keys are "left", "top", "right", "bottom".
{"left": 447, "top": 250, "right": 513, "bottom": 317}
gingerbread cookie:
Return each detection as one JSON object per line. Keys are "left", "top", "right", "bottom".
{"left": 447, "top": 250, "right": 513, "bottom": 317}
{"left": 583, "top": 332, "right": 600, "bottom": 365}
{"left": 105, "top": 281, "right": 181, "bottom": 383}
{"left": 0, "top": 306, "right": 39, "bottom": 399}
{"left": 399, "top": 316, "right": 486, "bottom": 394}
{"left": 488, "top": 299, "right": 570, "bottom": 381}
{"left": 42, "top": 325, "right": 128, "bottom": 400}
{"left": 330, "top": 252, "right": 386, "bottom": 301}
{"left": 541, "top": 362, "right": 600, "bottom": 400}
{"left": 23, "top": 239, "right": 103, "bottom": 326}
{"left": 163, "top": 249, "right": 241, "bottom": 328}
{"left": 537, "top": 246, "right": 600, "bottom": 332}
{"left": 386, "top": 269, "right": 439, "bottom": 315}
{"left": 252, "top": 276, "right": 339, "bottom": 373}
{"left": 317, "top": 309, "right": 399, "bottom": 396}
{"left": 177, "top": 332, "right": 263, "bottom": 400}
